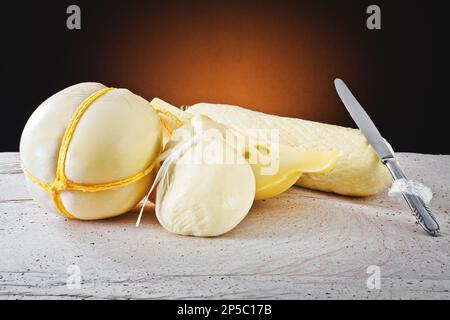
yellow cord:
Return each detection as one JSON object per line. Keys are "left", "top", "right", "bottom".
{"left": 155, "top": 108, "right": 184, "bottom": 129}
{"left": 22, "top": 87, "right": 162, "bottom": 219}
{"left": 159, "top": 117, "right": 174, "bottom": 136}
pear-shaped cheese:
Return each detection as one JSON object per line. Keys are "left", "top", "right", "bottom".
{"left": 20, "top": 82, "right": 162, "bottom": 220}
{"left": 156, "top": 116, "right": 255, "bottom": 237}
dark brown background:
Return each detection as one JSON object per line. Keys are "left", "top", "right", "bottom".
{"left": 1, "top": 0, "right": 445, "bottom": 153}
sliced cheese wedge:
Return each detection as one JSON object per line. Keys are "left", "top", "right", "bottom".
{"left": 250, "top": 145, "right": 339, "bottom": 200}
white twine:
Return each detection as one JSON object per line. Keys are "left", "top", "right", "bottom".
{"left": 135, "top": 131, "right": 207, "bottom": 227}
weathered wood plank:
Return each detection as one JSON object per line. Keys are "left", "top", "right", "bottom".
{"left": 0, "top": 152, "right": 449, "bottom": 299}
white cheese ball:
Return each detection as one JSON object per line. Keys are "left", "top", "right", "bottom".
{"left": 20, "top": 82, "right": 162, "bottom": 220}
{"left": 156, "top": 125, "right": 255, "bottom": 237}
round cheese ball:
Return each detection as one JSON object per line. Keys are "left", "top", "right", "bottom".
{"left": 20, "top": 82, "right": 162, "bottom": 220}
{"left": 156, "top": 117, "right": 255, "bottom": 237}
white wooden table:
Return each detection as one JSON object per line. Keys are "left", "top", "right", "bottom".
{"left": 0, "top": 152, "right": 449, "bottom": 299}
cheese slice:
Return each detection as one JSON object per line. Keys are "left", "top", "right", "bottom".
{"left": 249, "top": 145, "right": 338, "bottom": 200}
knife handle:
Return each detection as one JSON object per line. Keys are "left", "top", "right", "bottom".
{"left": 383, "top": 158, "right": 440, "bottom": 236}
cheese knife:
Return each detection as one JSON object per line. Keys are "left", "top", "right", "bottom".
{"left": 334, "top": 78, "right": 440, "bottom": 236}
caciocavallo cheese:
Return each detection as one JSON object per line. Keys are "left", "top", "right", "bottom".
{"left": 20, "top": 83, "right": 162, "bottom": 220}
{"left": 155, "top": 115, "right": 256, "bottom": 237}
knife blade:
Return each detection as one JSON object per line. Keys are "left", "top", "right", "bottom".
{"left": 334, "top": 78, "right": 440, "bottom": 236}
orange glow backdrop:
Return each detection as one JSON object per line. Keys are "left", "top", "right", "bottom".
{"left": 5, "top": 1, "right": 439, "bottom": 152}
{"left": 71, "top": 1, "right": 385, "bottom": 127}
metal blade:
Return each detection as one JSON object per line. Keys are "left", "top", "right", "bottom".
{"left": 334, "top": 78, "right": 394, "bottom": 161}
